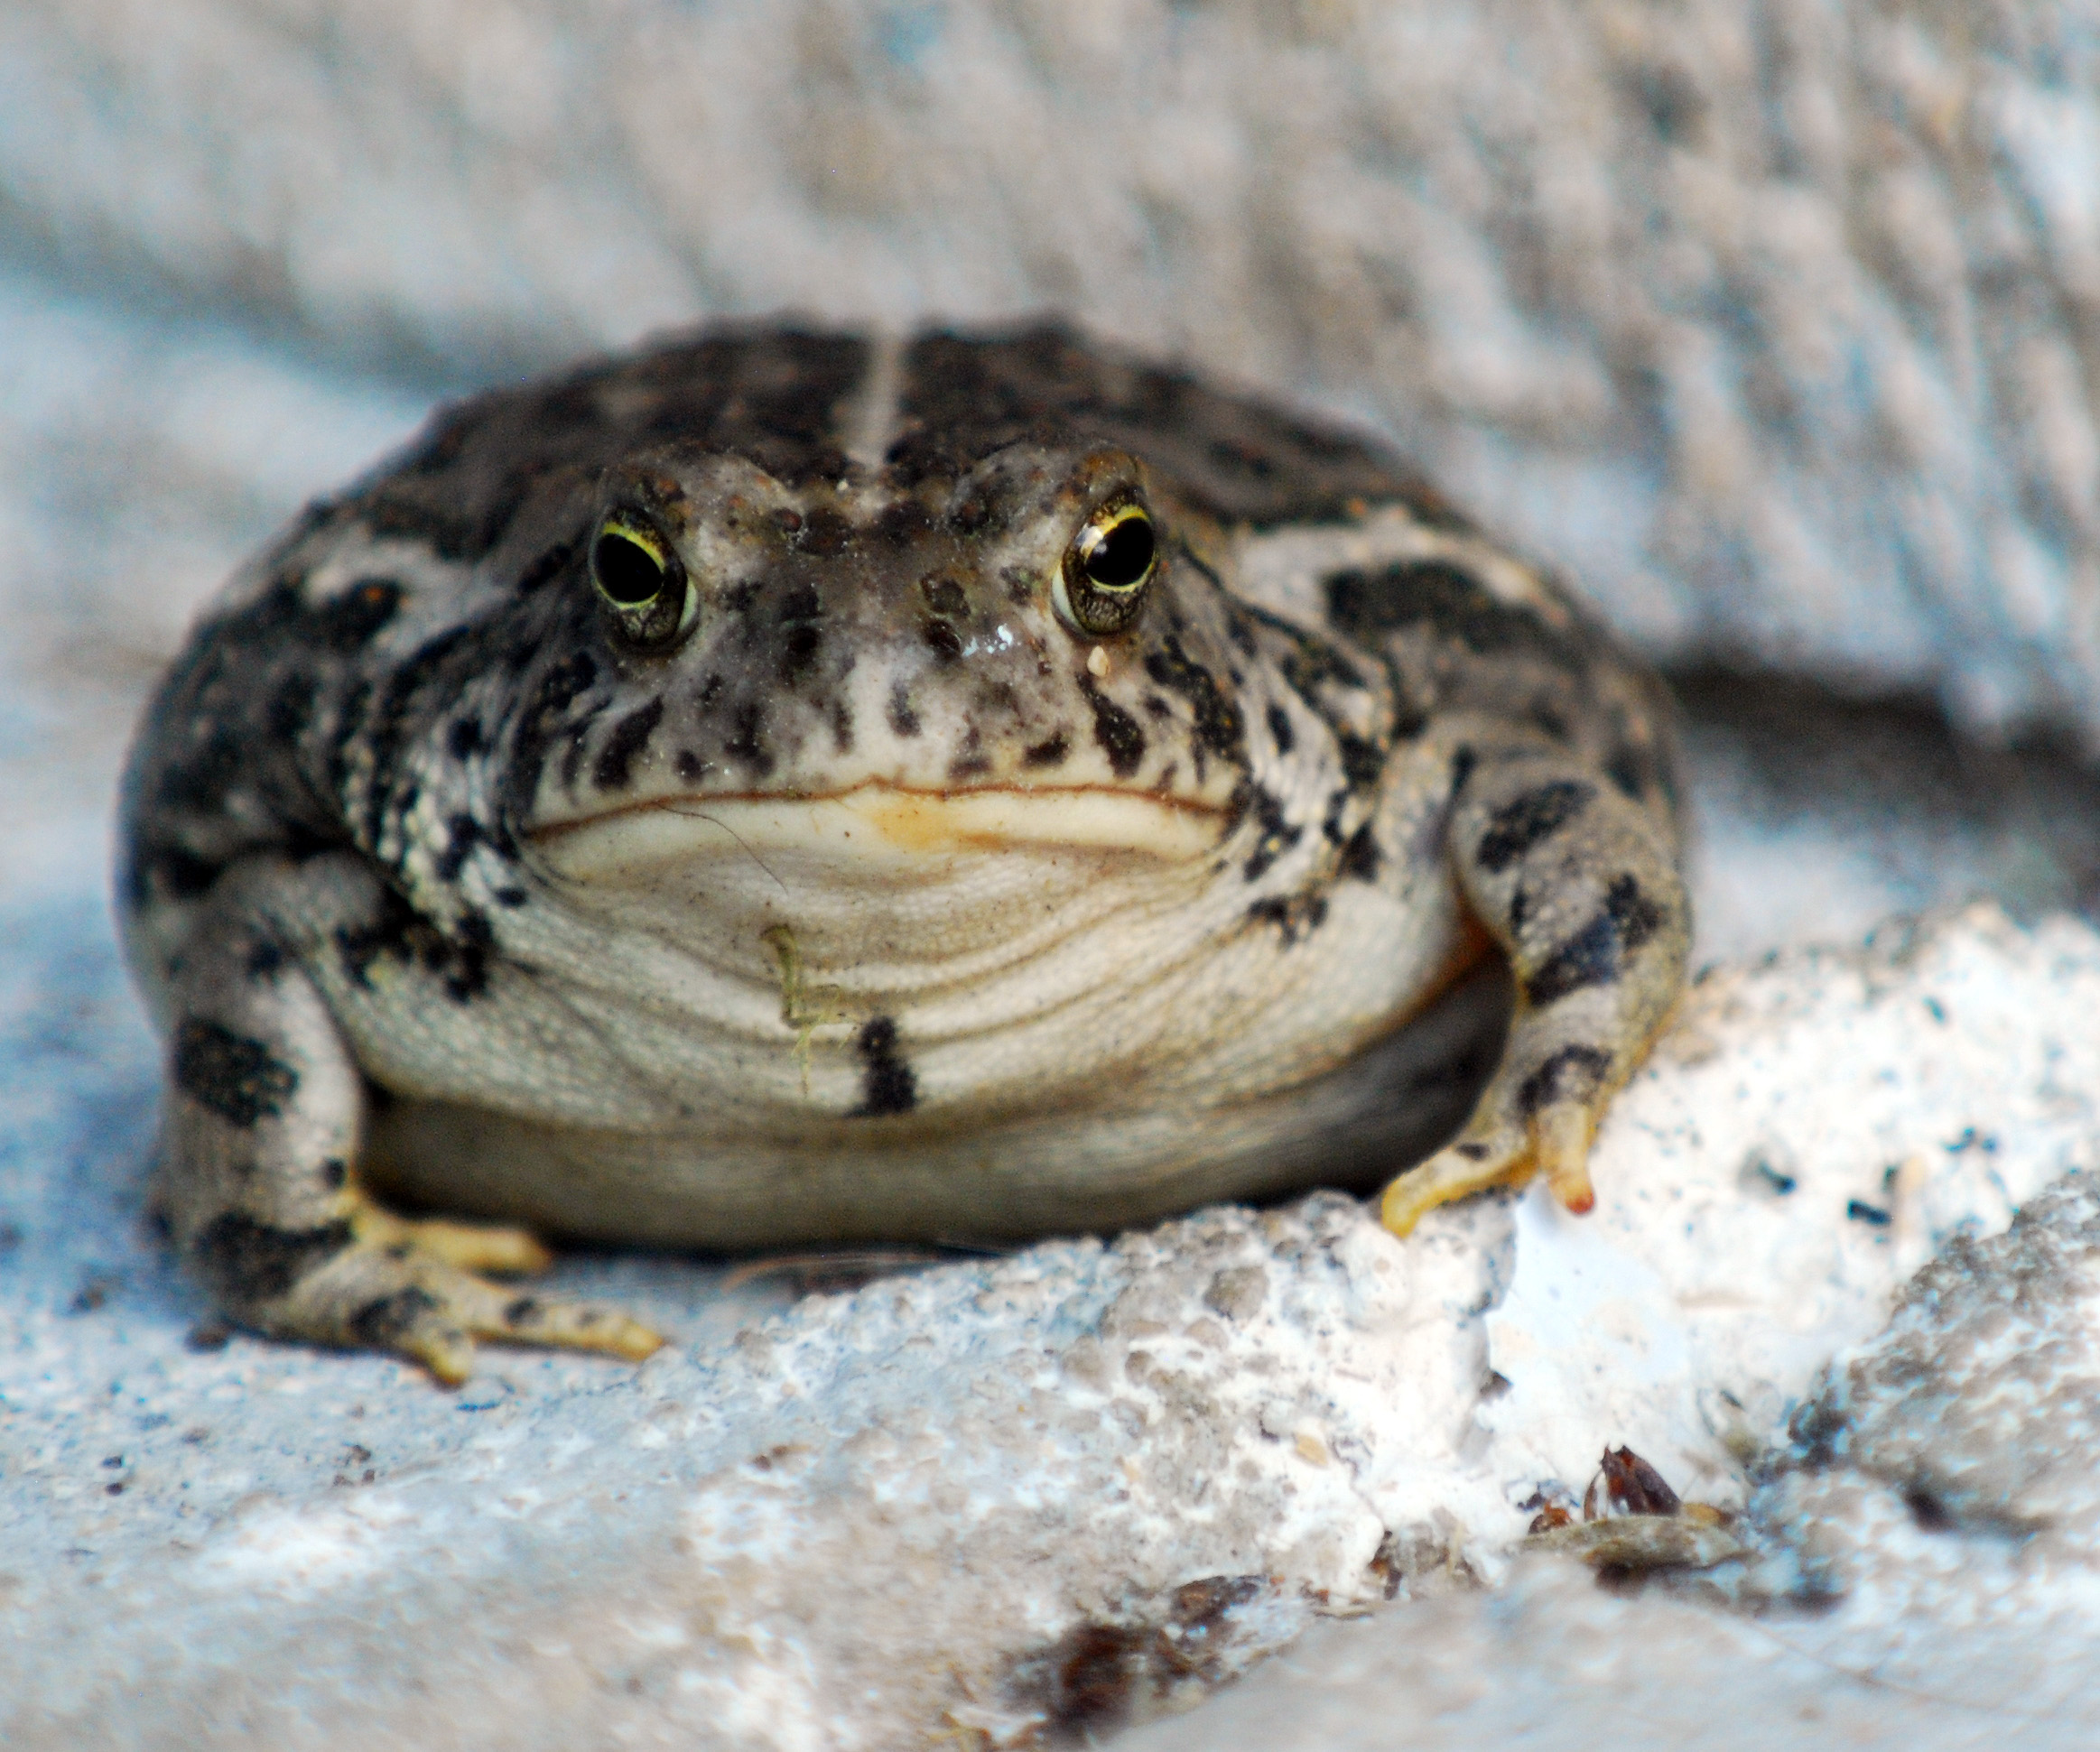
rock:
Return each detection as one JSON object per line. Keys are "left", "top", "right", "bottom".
{"left": 7, "top": 899, "right": 2100, "bottom": 1747}
{"left": 1130, "top": 1166, "right": 2100, "bottom": 1752}
{"left": 4, "top": 4, "right": 2098, "bottom": 739}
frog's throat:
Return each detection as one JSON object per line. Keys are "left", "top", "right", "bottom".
{"left": 528, "top": 782, "right": 1226, "bottom": 881}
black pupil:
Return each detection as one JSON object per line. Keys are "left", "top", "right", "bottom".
{"left": 1083, "top": 516, "right": 1155, "bottom": 590}
{"left": 594, "top": 532, "right": 664, "bottom": 606}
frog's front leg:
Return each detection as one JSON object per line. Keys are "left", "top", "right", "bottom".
{"left": 1380, "top": 738, "right": 1688, "bottom": 1236}
{"left": 153, "top": 856, "right": 664, "bottom": 1386}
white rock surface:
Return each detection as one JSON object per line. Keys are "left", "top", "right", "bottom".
{"left": 8, "top": 903, "right": 2100, "bottom": 1747}
{"left": 4, "top": 2, "right": 2099, "bottom": 739}
{"left": 1132, "top": 1170, "right": 2100, "bottom": 1751}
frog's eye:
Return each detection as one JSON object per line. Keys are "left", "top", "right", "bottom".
{"left": 1054, "top": 498, "right": 1158, "bottom": 637}
{"left": 590, "top": 514, "right": 696, "bottom": 650}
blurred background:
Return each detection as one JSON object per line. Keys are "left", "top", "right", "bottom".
{"left": 5, "top": 0, "right": 2100, "bottom": 960}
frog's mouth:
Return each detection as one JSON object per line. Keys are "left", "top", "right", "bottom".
{"left": 530, "top": 781, "right": 1226, "bottom": 883}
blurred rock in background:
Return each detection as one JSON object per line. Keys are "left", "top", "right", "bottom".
{"left": 5, "top": 0, "right": 2097, "bottom": 744}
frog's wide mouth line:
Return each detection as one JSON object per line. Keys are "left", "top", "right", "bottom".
{"left": 528, "top": 781, "right": 1229, "bottom": 873}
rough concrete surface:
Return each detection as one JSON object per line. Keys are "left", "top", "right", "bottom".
{"left": 1131, "top": 1170, "right": 2100, "bottom": 1751}
{"left": 5, "top": 2, "right": 2100, "bottom": 742}
{"left": 7, "top": 899, "right": 2100, "bottom": 1748}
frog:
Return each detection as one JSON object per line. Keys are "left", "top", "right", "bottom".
{"left": 119, "top": 322, "right": 1688, "bottom": 1385}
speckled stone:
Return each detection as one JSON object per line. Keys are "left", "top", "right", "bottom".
{"left": 7, "top": 902, "right": 2100, "bottom": 1747}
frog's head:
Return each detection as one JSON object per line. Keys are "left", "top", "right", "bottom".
{"left": 514, "top": 432, "right": 1278, "bottom": 975}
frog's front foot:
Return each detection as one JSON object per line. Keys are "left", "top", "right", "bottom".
{"left": 1380, "top": 1102, "right": 1595, "bottom": 1238}
{"left": 249, "top": 1201, "right": 667, "bottom": 1386}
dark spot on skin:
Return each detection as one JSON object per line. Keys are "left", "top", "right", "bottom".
{"left": 505, "top": 1296, "right": 541, "bottom": 1326}
{"left": 129, "top": 843, "right": 224, "bottom": 904}
{"left": 1321, "top": 792, "right": 1350, "bottom": 845}
{"left": 514, "top": 541, "right": 573, "bottom": 595}
{"left": 674, "top": 749, "right": 704, "bottom": 783}
{"left": 1334, "top": 732, "right": 1384, "bottom": 790}
{"left": 1001, "top": 565, "right": 1034, "bottom": 604}
{"left": 1240, "top": 785, "right": 1302, "bottom": 882}
{"left": 335, "top": 886, "right": 488, "bottom": 1003}
{"left": 434, "top": 812, "right": 482, "bottom": 883}
{"left": 1848, "top": 1199, "right": 1893, "bottom": 1227}
{"left": 948, "top": 722, "right": 992, "bottom": 779}
{"left": 831, "top": 698, "right": 855, "bottom": 754}
{"left": 356, "top": 621, "right": 478, "bottom": 849}
{"left": 499, "top": 649, "right": 599, "bottom": 830}
{"left": 1266, "top": 704, "right": 1295, "bottom": 755}
{"left": 923, "top": 618, "right": 965, "bottom": 663}
{"left": 1524, "top": 874, "right": 1668, "bottom": 1007}
{"left": 1080, "top": 678, "right": 1147, "bottom": 778}
{"left": 155, "top": 725, "right": 245, "bottom": 815}
{"left": 921, "top": 575, "right": 969, "bottom": 618}
{"left": 1516, "top": 1045, "right": 1612, "bottom": 1117}
{"left": 1604, "top": 744, "right": 1652, "bottom": 801}
{"left": 887, "top": 681, "right": 921, "bottom": 737}
{"left": 854, "top": 1017, "right": 917, "bottom": 1117}
{"left": 306, "top": 579, "right": 403, "bottom": 651}
{"left": 560, "top": 729, "right": 590, "bottom": 793}
{"left": 1528, "top": 703, "right": 1570, "bottom": 742}
{"left": 494, "top": 886, "right": 529, "bottom": 908}
{"left": 445, "top": 908, "right": 493, "bottom": 1003}
{"left": 794, "top": 506, "right": 853, "bottom": 556}
{"left": 594, "top": 697, "right": 666, "bottom": 791}
{"left": 725, "top": 704, "right": 773, "bottom": 774}
{"left": 172, "top": 1018, "right": 299, "bottom": 1128}
{"left": 266, "top": 672, "right": 319, "bottom": 743}
{"left": 244, "top": 941, "right": 285, "bottom": 979}
{"left": 191, "top": 1214, "right": 352, "bottom": 1304}
{"left": 321, "top": 1158, "right": 348, "bottom": 1190}
{"left": 446, "top": 718, "right": 485, "bottom": 760}
{"left": 349, "top": 1287, "right": 441, "bottom": 1349}
{"left": 1454, "top": 1142, "right": 1491, "bottom": 1161}
{"left": 1246, "top": 893, "right": 1328, "bottom": 943}
{"left": 1341, "top": 823, "right": 1381, "bottom": 881}
{"left": 1143, "top": 694, "right": 1173, "bottom": 719}
{"left": 781, "top": 624, "right": 822, "bottom": 683}
{"left": 1510, "top": 883, "right": 1529, "bottom": 934}
{"left": 698, "top": 672, "right": 724, "bottom": 709}
{"left": 1523, "top": 912, "right": 1623, "bottom": 1007}
{"left": 1603, "top": 872, "right": 1666, "bottom": 950}
{"left": 1023, "top": 732, "right": 1070, "bottom": 768}
{"left": 724, "top": 580, "right": 760, "bottom": 614}
{"left": 1142, "top": 637, "right": 1245, "bottom": 762}
{"left": 874, "top": 499, "right": 934, "bottom": 544}
{"left": 1474, "top": 780, "right": 1594, "bottom": 875}
{"left": 779, "top": 582, "right": 821, "bottom": 623}
{"left": 1325, "top": 561, "right": 1575, "bottom": 663}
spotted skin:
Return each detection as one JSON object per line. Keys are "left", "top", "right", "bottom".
{"left": 120, "top": 321, "right": 1687, "bottom": 1382}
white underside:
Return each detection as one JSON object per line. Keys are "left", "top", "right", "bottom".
{"left": 319, "top": 751, "right": 1485, "bottom": 1245}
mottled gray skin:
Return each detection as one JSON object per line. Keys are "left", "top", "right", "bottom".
{"left": 120, "top": 323, "right": 1687, "bottom": 1382}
